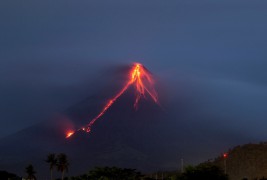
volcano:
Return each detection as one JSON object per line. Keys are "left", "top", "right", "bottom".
{"left": 0, "top": 64, "right": 180, "bottom": 179}
{"left": 0, "top": 64, "right": 250, "bottom": 179}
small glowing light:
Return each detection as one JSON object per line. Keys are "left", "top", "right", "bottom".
{"left": 223, "top": 153, "right": 228, "bottom": 158}
{"left": 66, "top": 131, "right": 74, "bottom": 138}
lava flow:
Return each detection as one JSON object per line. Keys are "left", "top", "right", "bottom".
{"left": 66, "top": 63, "right": 159, "bottom": 138}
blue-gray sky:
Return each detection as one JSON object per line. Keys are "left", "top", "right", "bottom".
{"left": 1, "top": 0, "right": 267, "bottom": 141}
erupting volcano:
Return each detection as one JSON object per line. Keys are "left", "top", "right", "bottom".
{"left": 66, "top": 63, "right": 159, "bottom": 138}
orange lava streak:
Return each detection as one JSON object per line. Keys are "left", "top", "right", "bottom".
{"left": 84, "top": 82, "right": 131, "bottom": 133}
{"left": 66, "top": 131, "right": 74, "bottom": 138}
{"left": 130, "top": 63, "right": 158, "bottom": 108}
{"left": 66, "top": 63, "right": 159, "bottom": 138}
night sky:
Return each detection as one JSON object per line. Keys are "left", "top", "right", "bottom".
{"left": 1, "top": 0, "right": 267, "bottom": 146}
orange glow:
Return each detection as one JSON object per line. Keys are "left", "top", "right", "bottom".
{"left": 66, "top": 131, "right": 74, "bottom": 138}
{"left": 66, "top": 63, "right": 159, "bottom": 139}
{"left": 129, "top": 63, "right": 158, "bottom": 108}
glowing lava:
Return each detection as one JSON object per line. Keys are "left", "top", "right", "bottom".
{"left": 66, "top": 63, "right": 159, "bottom": 138}
{"left": 66, "top": 131, "right": 74, "bottom": 138}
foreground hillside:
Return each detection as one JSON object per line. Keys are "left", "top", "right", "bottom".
{"left": 213, "top": 142, "right": 267, "bottom": 180}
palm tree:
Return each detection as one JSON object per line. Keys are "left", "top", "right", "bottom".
{"left": 25, "top": 164, "right": 36, "bottom": 180}
{"left": 57, "top": 153, "right": 69, "bottom": 180}
{"left": 46, "top": 153, "right": 57, "bottom": 180}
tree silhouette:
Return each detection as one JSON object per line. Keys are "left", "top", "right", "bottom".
{"left": 88, "top": 166, "right": 143, "bottom": 180}
{"left": 25, "top": 164, "right": 36, "bottom": 180}
{"left": 46, "top": 153, "right": 57, "bottom": 180}
{"left": 178, "top": 163, "right": 228, "bottom": 180}
{"left": 0, "top": 170, "right": 19, "bottom": 179}
{"left": 57, "top": 153, "right": 69, "bottom": 180}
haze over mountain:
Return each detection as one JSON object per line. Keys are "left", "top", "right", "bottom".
{"left": 0, "top": 71, "right": 257, "bottom": 179}
{"left": 1, "top": 0, "right": 267, "bottom": 139}
{"left": 1, "top": 1, "right": 267, "bottom": 179}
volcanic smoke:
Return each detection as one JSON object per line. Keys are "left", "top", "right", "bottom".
{"left": 66, "top": 63, "right": 159, "bottom": 138}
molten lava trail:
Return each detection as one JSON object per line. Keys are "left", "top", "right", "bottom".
{"left": 66, "top": 63, "right": 159, "bottom": 138}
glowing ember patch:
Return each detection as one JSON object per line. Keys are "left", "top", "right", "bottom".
{"left": 66, "top": 131, "right": 74, "bottom": 138}
{"left": 66, "top": 63, "right": 159, "bottom": 139}
{"left": 223, "top": 153, "right": 228, "bottom": 158}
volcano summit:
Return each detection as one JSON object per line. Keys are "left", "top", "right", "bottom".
{"left": 67, "top": 63, "right": 160, "bottom": 139}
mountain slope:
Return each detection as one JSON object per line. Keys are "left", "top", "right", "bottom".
{"left": 0, "top": 85, "right": 254, "bottom": 179}
{"left": 0, "top": 88, "right": 175, "bottom": 179}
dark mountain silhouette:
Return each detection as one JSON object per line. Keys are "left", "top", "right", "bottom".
{"left": 0, "top": 83, "right": 254, "bottom": 179}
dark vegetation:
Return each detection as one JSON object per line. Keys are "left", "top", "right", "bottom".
{"left": 45, "top": 153, "right": 69, "bottom": 180}
{"left": 0, "top": 170, "right": 20, "bottom": 180}
{"left": 70, "top": 166, "right": 143, "bottom": 180}
{"left": 25, "top": 164, "right": 37, "bottom": 180}
{"left": 0, "top": 156, "right": 227, "bottom": 180}
{"left": 68, "top": 163, "right": 227, "bottom": 180}
{"left": 174, "top": 163, "right": 228, "bottom": 180}
{"left": 3, "top": 142, "right": 267, "bottom": 180}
